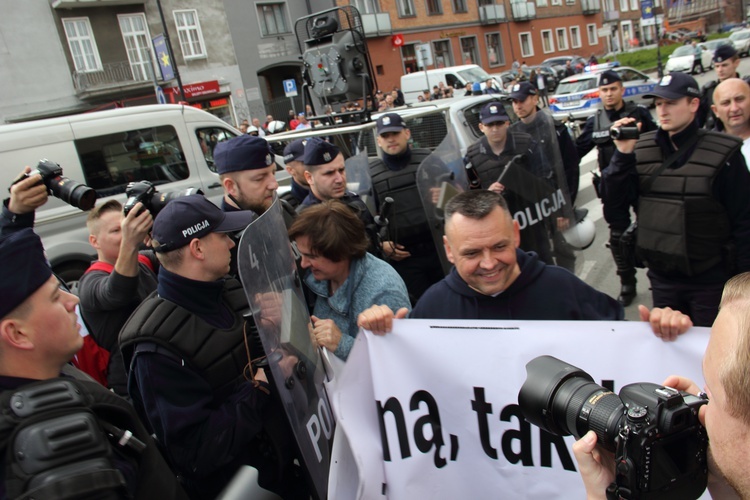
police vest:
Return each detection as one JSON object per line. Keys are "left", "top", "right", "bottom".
{"left": 634, "top": 130, "right": 740, "bottom": 276}
{"left": 0, "top": 376, "right": 184, "bottom": 500}
{"left": 369, "top": 148, "right": 431, "bottom": 246}
{"left": 592, "top": 102, "right": 639, "bottom": 170}
{"left": 119, "top": 279, "right": 252, "bottom": 392}
{"left": 465, "top": 133, "right": 534, "bottom": 188}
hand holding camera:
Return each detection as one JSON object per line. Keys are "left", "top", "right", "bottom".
{"left": 610, "top": 117, "right": 641, "bottom": 155}
{"left": 8, "top": 166, "right": 50, "bottom": 214}
{"left": 10, "top": 160, "right": 96, "bottom": 211}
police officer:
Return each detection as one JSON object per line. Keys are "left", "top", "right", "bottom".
{"left": 463, "top": 102, "right": 555, "bottom": 263}
{"left": 119, "top": 195, "right": 308, "bottom": 499}
{"left": 699, "top": 44, "right": 745, "bottom": 129}
{"left": 369, "top": 113, "right": 443, "bottom": 302}
{"left": 576, "top": 70, "right": 657, "bottom": 306}
{"left": 215, "top": 134, "right": 279, "bottom": 215}
{"left": 603, "top": 72, "right": 750, "bottom": 327}
{"left": 0, "top": 229, "right": 187, "bottom": 500}
{"left": 280, "top": 138, "right": 311, "bottom": 209}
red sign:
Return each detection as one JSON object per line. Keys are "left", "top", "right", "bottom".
{"left": 392, "top": 34, "right": 404, "bottom": 48}
{"left": 169, "top": 80, "right": 220, "bottom": 99}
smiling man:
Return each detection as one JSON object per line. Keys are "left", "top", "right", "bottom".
{"left": 712, "top": 78, "right": 750, "bottom": 166}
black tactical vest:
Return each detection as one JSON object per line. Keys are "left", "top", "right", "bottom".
{"left": 119, "top": 279, "right": 252, "bottom": 392}
{"left": 465, "top": 132, "right": 534, "bottom": 188}
{"left": 634, "top": 130, "right": 740, "bottom": 276}
{"left": 369, "top": 148, "right": 432, "bottom": 246}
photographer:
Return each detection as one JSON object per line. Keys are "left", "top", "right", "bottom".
{"left": 77, "top": 200, "right": 157, "bottom": 396}
{"left": 572, "top": 272, "right": 750, "bottom": 499}
{"left": 601, "top": 72, "right": 750, "bottom": 327}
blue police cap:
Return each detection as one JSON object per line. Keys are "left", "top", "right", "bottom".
{"left": 644, "top": 72, "right": 701, "bottom": 100}
{"left": 303, "top": 137, "right": 340, "bottom": 166}
{"left": 214, "top": 135, "right": 275, "bottom": 175}
{"left": 283, "top": 138, "right": 307, "bottom": 163}
{"left": 479, "top": 101, "right": 509, "bottom": 124}
{"left": 598, "top": 70, "right": 622, "bottom": 86}
{"left": 0, "top": 228, "right": 53, "bottom": 319}
{"left": 714, "top": 44, "right": 738, "bottom": 63}
{"left": 508, "top": 81, "right": 538, "bottom": 100}
{"left": 376, "top": 113, "right": 406, "bottom": 135}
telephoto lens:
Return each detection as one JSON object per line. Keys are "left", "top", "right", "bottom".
{"left": 23, "top": 160, "right": 97, "bottom": 211}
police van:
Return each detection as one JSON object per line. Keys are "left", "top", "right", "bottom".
{"left": 548, "top": 65, "right": 657, "bottom": 121}
{"left": 0, "top": 105, "right": 250, "bottom": 286}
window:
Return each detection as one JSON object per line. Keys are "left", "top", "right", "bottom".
{"left": 587, "top": 23, "right": 598, "bottom": 45}
{"left": 630, "top": 0, "right": 638, "bottom": 9}
{"left": 556, "top": 28, "right": 569, "bottom": 50}
{"left": 63, "top": 18, "right": 102, "bottom": 72}
{"left": 173, "top": 10, "right": 206, "bottom": 59}
{"left": 459, "top": 36, "right": 479, "bottom": 64}
{"left": 485, "top": 33, "right": 504, "bottom": 67}
{"left": 565, "top": 0, "right": 575, "bottom": 4}
{"left": 452, "top": 0, "right": 468, "bottom": 12}
{"left": 351, "top": 0, "right": 380, "bottom": 13}
{"left": 257, "top": 3, "right": 290, "bottom": 36}
{"left": 76, "top": 125, "right": 198, "bottom": 197}
{"left": 396, "top": 0, "right": 416, "bottom": 16}
{"left": 426, "top": 0, "right": 443, "bottom": 15}
{"left": 519, "top": 32, "right": 534, "bottom": 57}
{"left": 570, "top": 26, "right": 581, "bottom": 48}
{"left": 619, "top": 0, "right": 628, "bottom": 10}
{"left": 118, "top": 14, "right": 154, "bottom": 82}
{"left": 537, "top": 0, "right": 548, "bottom": 7}
{"left": 401, "top": 43, "right": 419, "bottom": 74}
{"left": 551, "top": 0, "right": 561, "bottom": 5}
{"left": 196, "top": 128, "right": 238, "bottom": 173}
{"left": 541, "top": 30, "right": 554, "bottom": 53}
{"left": 432, "top": 39, "right": 454, "bottom": 68}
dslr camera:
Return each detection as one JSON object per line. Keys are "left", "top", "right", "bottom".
{"left": 123, "top": 180, "right": 202, "bottom": 216}
{"left": 610, "top": 126, "right": 640, "bottom": 141}
{"left": 518, "top": 355, "right": 708, "bottom": 500}
{"left": 11, "top": 160, "right": 96, "bottom": 211}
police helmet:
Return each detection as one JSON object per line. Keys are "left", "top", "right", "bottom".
{"left": 562, "top": 208, "right": 595, "bottom": 250}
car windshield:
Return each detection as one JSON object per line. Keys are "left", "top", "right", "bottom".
{"left": 731, "top": 32, "right": 750, "bottom": 40}
{"left": 458, "top": 67, "right": 491, "bottom": 82}
{"left": 672, "top": 45, "right": 695, "bottom": 56}
{"left": 555, "top": 78, "right": 596, "bottom": 95}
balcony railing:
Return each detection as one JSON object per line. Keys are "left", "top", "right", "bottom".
{"left": 511, "top": 2, "right": 536, "bottom": 21}
{"left": 602, "top": 9, "right": 620, "bottom": 21}
{"left": 361, "top": 13, "right": 392, "bottom": 37}
{"left": 581, "top": 0, "right": 601, "bottom": 15}
{"left": 73, "top": 61, "right": 154, "bottom": 96}
{"left": 479, "top": 4, "right": 507, "bottom": 24}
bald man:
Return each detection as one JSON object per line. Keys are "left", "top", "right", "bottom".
{"left": 712, "top": 78, "right": 750, "bottom": 167}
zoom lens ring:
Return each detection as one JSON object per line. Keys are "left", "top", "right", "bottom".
{"left": 588, "top": 394, "right": 625, "bottom": 446}
{"left": 564, "top": 384, "right": 605, "bottom": 436}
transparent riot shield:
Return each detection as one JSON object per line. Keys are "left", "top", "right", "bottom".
{"left": 416, "top": 129, "right": 469, "bottom": 274}
{"left": 509, "top": 108, "right": 582, "bottom": 273}
{"left": 237, "top": 196, "right": 333, "bottom": 500}
{"left": 344, "top": 147, "right": 375, "bottom": 215}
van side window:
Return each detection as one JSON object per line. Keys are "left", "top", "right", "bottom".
{"left": 75, "top": 125, "right": 189, "bottom": 198}
{"left": 196, "top": 127, "right": 236, "bottom": 173}
{"left": 445, "top": 75, "right": 459, "bottom": 88}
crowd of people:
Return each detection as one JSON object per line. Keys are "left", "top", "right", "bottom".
{"left": 2, "top": 46, "right": 750, "bottom": 497}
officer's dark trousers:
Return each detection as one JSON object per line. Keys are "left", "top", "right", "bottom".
{"left": 648, "top": 271, "right": 724, "bottom": 327}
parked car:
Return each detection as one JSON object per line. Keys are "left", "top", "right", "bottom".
{"left": 665, "top": 44, "right": 713, "bottom": 74}
{"left": 548, "top": 66, "right": 657, "bottom": 121}
{"left": 491, "top": 71, "right": 519, "bottom": 91}
{"left": 729, "top": 29, "right": 750, "bottom": 57}
{"left": 542, "top": 55, "right": 588, "bottom": 79}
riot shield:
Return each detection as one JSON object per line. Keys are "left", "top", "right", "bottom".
{"left": 237, "top": 196, "right": 333, "bottom": 500}
{"left": 416, "top": 129, "right": 469, "bottom": 274}
{"left": 509, "top": 108, "right": 581, "bottom": 273}
{"left": 344, "top": 146, "right": 375, "bottom": 215}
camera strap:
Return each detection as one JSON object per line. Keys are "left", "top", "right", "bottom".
{"left": 641, "top": 130, "right": 705, "bottom": 194}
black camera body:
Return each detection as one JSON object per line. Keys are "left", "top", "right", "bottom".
{"left": 123, "top": 180, "right": 203, "bottom": 216}
{"left": 518, "top": 355, "right": 708, "bottom": 500}
{"left": 12, "top": 160, "right": 96, "bottom": 211}
{"left": 610, "top": 126, "right": 640, "bottom": 140}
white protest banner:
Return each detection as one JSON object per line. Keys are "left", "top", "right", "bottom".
{"left": 328, "top": 320, "right": 710, "bottom": 500}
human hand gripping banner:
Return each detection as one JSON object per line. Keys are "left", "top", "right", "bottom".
{"left": 327, "top": 320, "right": 710, "bottom": 499}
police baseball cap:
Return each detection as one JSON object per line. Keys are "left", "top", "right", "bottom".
{"left": 479, "top": 101, "right": 509, "bottom": 124}
{"left": 303, "top": 137, "right": 340, "bottom": 166}
{"left": 151, "top": 194, "right": 255, "bottom": 253}
{"left": 508, "top": 81, "right": 538, "bottom": 100}
{"left": 714, "top": 44, "right": 738, "bottom": 63}
{"left": 376, "top": 113, "right": 406, "bottom": 135}
{"left": 0, "top": 229, "right": 53, "bottom": 319}
{"left": 643, "top": 72, "right": 701, "bottom": 100}
{"left": 598, "top": 70, "right": 622, "bottom": 86}
{"left": 214, "top": 135, "right": 275, "bottom": 175}
{"left": 283, "top": 138, "right": 307, "bottom": 163}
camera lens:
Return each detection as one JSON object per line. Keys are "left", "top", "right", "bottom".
{"left": 150, "top": 187, "right": 204, "bottom": 216}
{"left": 518, "top": 356, "right": 625, "bottom": 451}
{"left": 47, "top": 175, "right": 97, "bottom": 211}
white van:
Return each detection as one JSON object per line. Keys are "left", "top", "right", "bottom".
{"left": 400, "top": 65, "right": 493, "bottom": 104}
{"left": 0, "top": 104, "right": 243, "bottom": 286}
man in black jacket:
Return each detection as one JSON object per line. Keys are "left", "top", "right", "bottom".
{"left": 602, "top": 72, "right": 750, "bottom": 327}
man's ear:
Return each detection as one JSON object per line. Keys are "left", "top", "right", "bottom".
{"left": 304, "top": 170, "right": 314, "bottom": 187}
{"left": 0, "top": 318, "right": 34, "bottom": 351}
{"left": 512, "top": 219, "right": 521, "bottom": 248}
{"left": 187, "top": 238, "right": 204, "bottom": 261}
{"left": 89, "top": 233, "right": 99, "bottom": 250}
{"left": 222, "top": 175, "right": 237, "bottom": 197}
{"left": 443, "top": 234, "right": 455, "bottom": 264}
